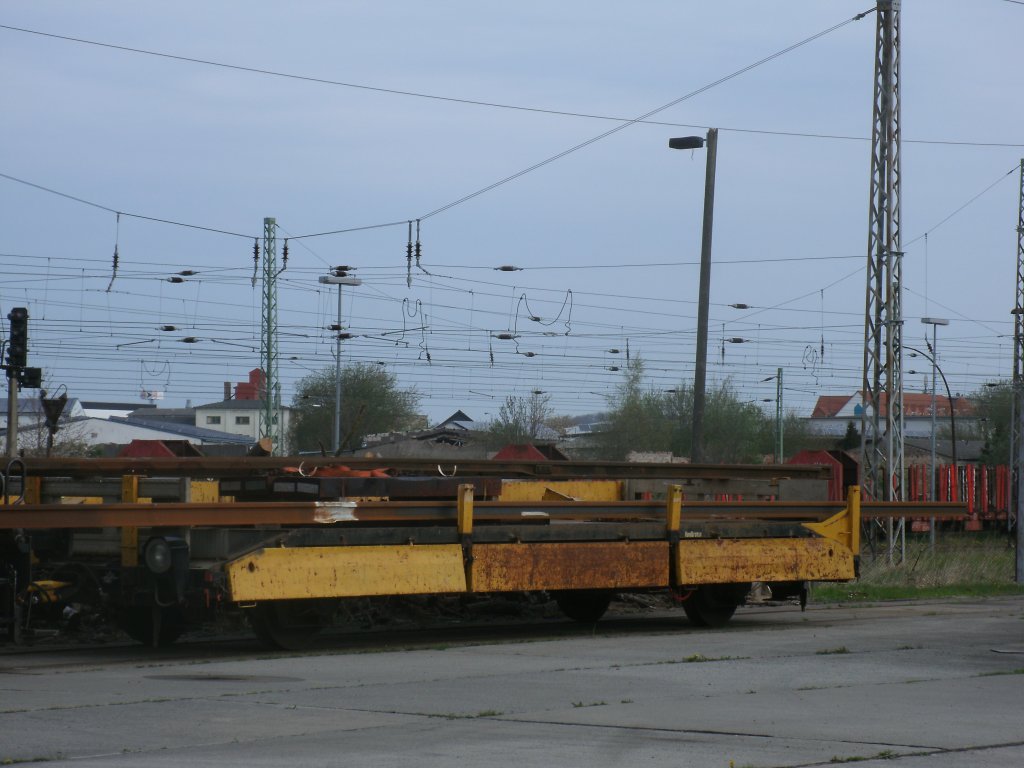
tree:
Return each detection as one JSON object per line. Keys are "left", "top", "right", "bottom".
{"left": 484, "top": 392, "right": 553, "bottom": 448}
{"left": 589, "top": 363, "right": 679, "bottom": 460}
{"left": 970, "top": 380, "right": 1012, "bottom": 464}
{"left": 750, "top": 410, "right": 824, "bottom": 462}
{"left": 700, "top": 384, "right": 769, "bottom": 463}
{"left": 836, "top": 421, "right": 860, "bottom": 451}
{"left": 589, "top": 362, "right": 772, "bottom": 463}
{"left": 17, "top": 418, "right": 91, "bottom": 457}
{"left": 288, "top": 363, "right": 420, "bottom": 454}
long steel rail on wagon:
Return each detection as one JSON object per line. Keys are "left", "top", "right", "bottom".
{"left": 14, "top": 456, "right": 833, "bottom": 480}
{"left": 0, "top": 498, "right": 967, "bottom": 529}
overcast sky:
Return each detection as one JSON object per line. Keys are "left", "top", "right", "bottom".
{"left": 2, "top": 1, "right": 1022, "bottom": 425}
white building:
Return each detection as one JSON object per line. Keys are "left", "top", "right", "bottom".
{"left": 194, "top": 400, "right": 291, "bottom": 453}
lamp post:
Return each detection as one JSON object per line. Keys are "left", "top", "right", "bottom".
{"left": 907, "top": 344, "right": 957, "bottom": 554}
{"left": 669, "top": 128, "right": 718, "bottom": 463}
{"left": 319, "top": 270, "right": 362, "bottom": 454}
{"left": 906, "top": 351, "right": 957, "bottom": 463}
{"left": 760, "top": 369, "right": 784, "bottom": 462}
{"left": 920, "top": 317, "right": 949, "bottom": 547}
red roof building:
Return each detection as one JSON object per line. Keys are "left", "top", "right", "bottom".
{"left": 807, "top": 391, "right": 976, "bottom": 439}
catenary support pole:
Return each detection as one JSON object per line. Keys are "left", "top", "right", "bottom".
{"left": 691, "top": 127, "right": 718, "bottom": 463}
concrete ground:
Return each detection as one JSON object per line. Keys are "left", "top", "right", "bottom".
{"left": 1, "top": 596, "right": 1023, "bottom": 767}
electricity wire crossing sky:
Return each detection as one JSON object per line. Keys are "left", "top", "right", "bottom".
{"left": 1, "top": 1, "right": 1022, "bottom": 424}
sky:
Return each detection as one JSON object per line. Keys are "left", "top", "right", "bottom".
{"left": 2, "top": 1, "right": 1023, "bottom": 427}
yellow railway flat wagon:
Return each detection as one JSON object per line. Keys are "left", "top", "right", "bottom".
{"left": 217, "top": 484, "right": 867, "bottom": 646}
{"left": 0, "top": 459, "right": 966, "bottom": 649}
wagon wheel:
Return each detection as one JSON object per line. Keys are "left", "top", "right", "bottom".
{"left": 247, "top": 600, "right": 336, "bottom": 650}
{"left": 681, "top": 583, "right": 750, "bottom": 628}
{"left": 118, "top": 606, "right": 184, "bottom": 647}
{"left": 553, "top": 590, "right": 613, "bottom": 624}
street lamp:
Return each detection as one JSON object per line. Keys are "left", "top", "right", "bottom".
{"left": 906, "top": 352, "right": 957, "bottom": 465}
{"left": 669, "top": 128, "right": 718, "bottom": 463}
{"left": 319, "top": 270, "right": 362, "bottom": 454}
{"left": 762, "top": 368, "right": 784, "bottom": 463}
{"left": 920, "top": 317, "right": 949, "bottom": 548}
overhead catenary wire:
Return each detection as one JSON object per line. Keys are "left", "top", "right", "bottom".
{"left": 902, "top": 164, "right": 1019, "bottom": 248}
{"left": 417, "top": 10, "right": 872, "bottom": 221}
{"left": 0, "top": 171, "right": 254, "bottom": 239}
{"left": 3, "top": 22, "right": 1021, "bottom": 149}
{"left": 2, "top": 12, "right": 1015, "bottom": 417}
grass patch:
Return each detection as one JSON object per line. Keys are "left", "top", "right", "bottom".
{"left": 814, "top": 536, "right": 1024, "bottom": 602}
{"left": 978, "top": 668, "right": 1024, "bottom": 677}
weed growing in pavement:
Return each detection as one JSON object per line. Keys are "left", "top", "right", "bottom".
{"left": 816, "top": 646, "right": 850, "bottom": 655}
{"left": 829, "top": 750, "right": 897, "bottom": 762}
{"left": 656, "top": 654, "right": 744, "bottom": 665}
{"left": 977, "top": 668, "right": 1024, "bottom": 677}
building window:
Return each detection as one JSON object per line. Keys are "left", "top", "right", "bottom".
{"left": 206, "top": 416, "right": 221, "bottom": 425}
{"left": 235, "top": 416, "right": 250, "bottom": 425}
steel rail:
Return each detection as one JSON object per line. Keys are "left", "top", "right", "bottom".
{"left": 0, "top": 499, "right": 967, "bottom": 530}
{"left": 15, "top": 456, "right": 833, "bottom": 480}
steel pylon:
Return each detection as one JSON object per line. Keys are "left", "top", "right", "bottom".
{"left": 1013, "top": 160, "right": 1024, "bottom": 581}
{"left": 259, "top": 217, "right": 282, "bottom": 454}
{"left": 861, "top": 1, "right": 904, "bottom": 558}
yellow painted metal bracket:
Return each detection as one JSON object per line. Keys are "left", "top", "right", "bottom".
{"left": 120, "top": 475, "right": 139, "bottom": 567}
{"left": 665, "top": 484, "right": 682, "bottom": 586}
{"left": 23, "top": 476, "right": 42, "bottom": 505}
{"left": 456, "top": 483, "right": 474, "bottom": 536}
{"left": 457, "top": 483, "right": 475, "bottom": 591}
{"left": 805, "top": 485, "right": 861, "bottom": 556}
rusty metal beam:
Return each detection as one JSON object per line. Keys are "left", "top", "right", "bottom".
{"left": 16, "top": 456, "right": 833, "bottom": 481}
{"left": 0, "top": 498, "right": 967, "bottom": 530}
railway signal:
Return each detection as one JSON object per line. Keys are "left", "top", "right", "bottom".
{"left": 6, "top": 307, "right": 28, "bottom": 369}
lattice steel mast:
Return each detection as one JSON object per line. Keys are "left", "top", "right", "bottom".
{"left": 1013, "top": 159, "right": 1024, "bottom": 582}
{"left": 861, "top": 1, "right": 904, "bottom": 516}
{"left": 259, "top": 217, "right": 282, "bottom": 454}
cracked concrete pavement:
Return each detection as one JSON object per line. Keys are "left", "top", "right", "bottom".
{"left": 1, "top": 596, "right": 1023, "bottom": 767}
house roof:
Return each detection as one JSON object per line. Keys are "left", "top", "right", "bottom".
{"left": 434, "top": 410, "right": 474, "bottom": 430}
{"left": 81, "top": 401, "right": 156, "bottom": 412}
{"left": 195, "top": 399, "right": 290, "bottom": 411}
{"left": 809, "top": 392, "right": 974, "bottom": 419}
{"left": 111, "top": 416, "right": 254, "bottom": 443}
{"left": 127, "top": 407, "right": 197, "bottom": 425}
{"left": 0, "top": 397, "right": 83, "bottom": 417}
{"left": 811, "top": 395, "right": 851, "bottom": 418}
{"left": 904, "top": 438, "right": 985, "bottom": 462}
